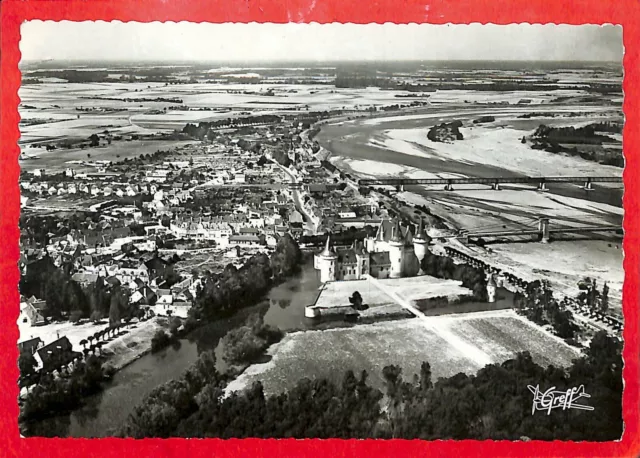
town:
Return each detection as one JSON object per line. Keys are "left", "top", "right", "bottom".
{"left": 16, "top": 22, "right": 624, "bottom": 441}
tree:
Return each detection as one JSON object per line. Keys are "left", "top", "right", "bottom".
{"left": 89, "top": 134, "right": 100, "bottom": 147}
{"left": 382, "top": 365, "right": 403, "bottom": 399}
{"left": 169, "top": 317, "right": 181, "bottom": 335}
{"left": 601, "top": 282, "right": 609, "bottom": 313}
{"left": 70, "top": 310, "right": 83, "bottom": 323}
{"left": 90, "top": 310, "right": 102, "bottom": 323}
{"left": 349, "top": 291, "right": 365, "bottom": 311}
{"left": 109, "top": 295, "right": 121, "bottom": 326}
{"left": 419, "top": 362, "right": 432, "bottom": 391}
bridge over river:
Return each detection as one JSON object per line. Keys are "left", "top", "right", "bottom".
{"left": 359, "top": 176, "right": 623, "bottom": 191}
{"left": 454, "top": 218, "right": 622, "bottom": 244}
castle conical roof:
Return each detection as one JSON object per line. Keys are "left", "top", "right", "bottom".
{"left": 414, "top": 218, "right": 431, "bottom": 243}
{"left": 319, "top": 233, "right": 336, "bottom": 257}
{"left": 403, "top": 225, "right": 414, "bottom": 246}
{"left": 390, "top": 220, "right": 404, "bottom": 244}
{"left": 416, "top": 219, "right": 428, "bottom": 239}
{"left": 376, "top": 221, "right": 385, "bottom": 241}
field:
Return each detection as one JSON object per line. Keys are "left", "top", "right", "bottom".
{"left": 20, "top": 140, "right": 196, "bottom": 172}
{"left": 225, "top": 309, "right": 581, "bottom": 396}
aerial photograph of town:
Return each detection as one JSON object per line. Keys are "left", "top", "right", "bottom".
{"left": 16, "top": 22, "right": 624, "bottom": 440}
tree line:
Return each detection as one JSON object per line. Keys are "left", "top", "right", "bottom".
{"left": 182, "top": 114, "right": 282, "bottom": 140}
{"left": 117, "top": 330, "right": 621, "bottom": 440}
{"left": 533, "top": 124, "right": 617, "bottom": 145}
{"left": 420, "top": 250, "right": 488, "bottom": 301}
{"left": 513, "top": 280, "right": 580, "bottom": 341}
{"left": 192, "top": 234, "right": 302, "bottom": 322}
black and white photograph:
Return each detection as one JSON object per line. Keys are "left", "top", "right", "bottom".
{"left": 16, "top": 21, "right": 624, "bottom": 440}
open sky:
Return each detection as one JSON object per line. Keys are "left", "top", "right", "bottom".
{"left": 20, "top": 21, "right": 623, "bottom": 63}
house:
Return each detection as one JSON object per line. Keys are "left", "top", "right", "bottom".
{"left": 228, "top": 234, "right": 266, "bottom": 247}
{"left": 144, "top": 225, "right": 169, "bottom": 236}
{"left": 156, "top": 289, "right": 173, "bottom": 305}
{"left": 136, "top": 285, "right": 158, "bottom": 305}
{"left": 18, "top": 301, "right": 46, "bottom": 327}
{"left": 129, "top": 290, "right": 144, "bottom": 304}
{"left": 289, "top": 210, "right": 304, "bottom": 224}
{"left": 338, "top": 208, "right": 357, "bottom": 219}
{"left": 36, "top": 336, "right": 79, "bottom": 372}
{"left": 170, "top": 276, "right": 193, "bottom": 294}
{"left": 306, "top": 184, "right": 328, "bottom": 195}
{"left": 18, "top": 337, "right": 43, "bottom": 355}
{"left": 239, "top": 227, "right": 260, "bottom": 236}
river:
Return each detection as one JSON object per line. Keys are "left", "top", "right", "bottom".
{"left": 24, "top": 260, "right": 324, "bottom": 438}
{"left": 315, "top": 110, "right": 623, "bottom": 212}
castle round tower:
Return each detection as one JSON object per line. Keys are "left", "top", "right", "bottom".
{"left": 315, "top": 234, "right": 338, "bottom": 283}
{"left": 388, "top": 220, "right": 405, "bottom": 279}
{"left": 413, "top": 219, "right": 431, "bottom": 270}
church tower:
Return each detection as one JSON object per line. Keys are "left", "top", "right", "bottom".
{"left": 315, "top": 234, "right": 338, "bottom": 283}
{"left": 388, "top": 220, "right": 405, "bottom": 279}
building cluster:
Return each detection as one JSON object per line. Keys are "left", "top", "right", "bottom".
{"left": 314, "top": 219, "right": 432, "bottom": 282}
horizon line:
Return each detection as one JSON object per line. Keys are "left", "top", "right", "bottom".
{"left": 21, "top": 58, "right": 623, "bottom": 64}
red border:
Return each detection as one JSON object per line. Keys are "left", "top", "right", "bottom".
{"left": 1, "top": 1, "right": 638, "bottom": 456}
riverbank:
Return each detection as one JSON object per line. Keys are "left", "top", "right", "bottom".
{"left": 101, "top": 317, "right": 168, "bottom": 371}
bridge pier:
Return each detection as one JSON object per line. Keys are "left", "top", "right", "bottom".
{"left": 537, "top": 182, "right": 548, "bottom": 192}
{"left": 444, "top": 183, "right": 454, "bottom": 191}
{"left": 583, "top": 181, "right": 594, "bottom": 191}
{"left": 491, "top": 182, "right": 502, "bottom": 190}
{"left": 539, "top": 218, "right": 550, "bottom": 243}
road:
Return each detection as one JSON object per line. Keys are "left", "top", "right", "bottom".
{"left": 273, "top": 162, "right": 319, "bottom": 235}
